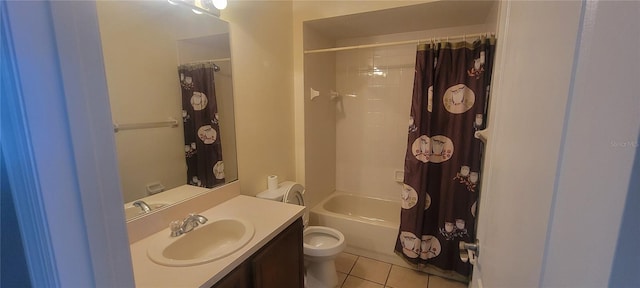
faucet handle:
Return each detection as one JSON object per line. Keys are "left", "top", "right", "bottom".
{"left": 186, "top": 213, "right": 208, "bottom": 224}
{"left": 170, "top": 220, "right": 183, "bottom": 237}
{"left": 193, "top": 214, "right": 208, "bottom": 224}
{"left": 133, "top": 200, "right": 151, "bottom": 213}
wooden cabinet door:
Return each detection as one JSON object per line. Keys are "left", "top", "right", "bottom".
{"left": 251, "top": 218, "right": 304, "bottom": 288}
{"left": 212, "top": 261, "right": 251, "bottom": 288}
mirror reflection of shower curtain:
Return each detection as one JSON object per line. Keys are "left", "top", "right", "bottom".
{"left": 178, "top": 62, "right": 225, "bottom": 188}
{"left": 396, "top": 37, "right": 495, "bottom": 281}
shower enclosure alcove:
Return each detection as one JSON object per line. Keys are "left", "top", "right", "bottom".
{"left": 302, "top": 0, "right": 499, "bottom": 273}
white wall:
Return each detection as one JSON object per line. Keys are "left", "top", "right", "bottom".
{"left": 334, "top": 25, "right": 493, "bottom": 200}
{"left": 221, "top": 1, "right": 296, "bottom": 196}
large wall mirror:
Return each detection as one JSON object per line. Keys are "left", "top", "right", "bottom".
{"left": 95, "top": 0, "right": 238, "bottom": 221}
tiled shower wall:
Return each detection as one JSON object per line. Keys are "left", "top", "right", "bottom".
{"left": 334, "top": 26, "right": 491, "bottom": 200}
{"left": 335, "top": 42, "right": 415, "bottom": 201}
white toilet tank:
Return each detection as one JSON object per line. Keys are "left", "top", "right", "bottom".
{"left": 256, "top": 181, "right": 307, "bottom": 226}
{"left": 256, "top": 181, "right": 305, "bottom": 205}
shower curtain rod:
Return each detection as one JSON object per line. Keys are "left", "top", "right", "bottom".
{"left": 180, "top": 58, "right": 231, "bottom": 72}
{"left": 304, "top": 32, "right": 495, "bottom": 54}
{"left": 182, "top": 58, "right": 230, "bottom": 64}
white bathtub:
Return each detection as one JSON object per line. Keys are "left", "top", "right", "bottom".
{"left": 310, "top": 192, "right": 409, "bottom": 267}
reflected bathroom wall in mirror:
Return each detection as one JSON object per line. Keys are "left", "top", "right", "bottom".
{"left": 95, "top": 0, "right": 238, "bottom": 218}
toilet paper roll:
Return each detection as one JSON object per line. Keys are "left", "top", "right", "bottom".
{"left": 267, "top": 175, "right": 278, "bottom": 191}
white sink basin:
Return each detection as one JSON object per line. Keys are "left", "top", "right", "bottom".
{"left": 147, "top": 218, "right": 255, "bottom": 267}
{"left": 124, "top": 203, "right": 168, "bottom": 220}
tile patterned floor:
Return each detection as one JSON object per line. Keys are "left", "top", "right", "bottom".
{"left": 334, "top": 252, "right": 467, "bottom": 288}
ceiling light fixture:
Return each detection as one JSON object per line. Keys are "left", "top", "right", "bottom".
{"left": 168, "top": 0, "right": 222, "bottom": 17}
{"left": 212, "top": 0, "right": 227, "bottom": 10}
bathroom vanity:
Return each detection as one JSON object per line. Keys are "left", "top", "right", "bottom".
{"left": 129, "top": 195, "right": 305, "bottom": 287}
{"left": 213, "top": 218, "right": 303, "bottom": 288}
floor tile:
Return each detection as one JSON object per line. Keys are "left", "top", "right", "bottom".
{"left": 342, "top": 276, "right": 384, "bottom": 288}
{"left": 385, "top": 265, "right": 429, "bottom": 288}
{"left": 336, "top": 252, "right": 359, "bottom": 273}
{"left": 337, "top": 272, "right": 348, "bottom": 287}
{"left": 350, "top": 257, "right": 392, "bottom": 285}
{"left": 428, "top": 275, "right": 467, "bottom": 288}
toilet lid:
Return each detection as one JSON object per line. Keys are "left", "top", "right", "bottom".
{"left": 282, "top": 183, "right": 309, "bottom": 227}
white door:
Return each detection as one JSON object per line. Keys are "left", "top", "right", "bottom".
{"left": 469, "top": 1, "right": 583, "bottom": 287}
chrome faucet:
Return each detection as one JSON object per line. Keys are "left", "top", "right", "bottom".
{"left": 133, "top": 200, "right": 151, "bottom": 213}
{"left": 170, "top": 213, "right": 208, "bottom": 237}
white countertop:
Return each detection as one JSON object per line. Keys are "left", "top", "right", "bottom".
{"left": 129, "top": 195, "right": 305, "bottom": 288}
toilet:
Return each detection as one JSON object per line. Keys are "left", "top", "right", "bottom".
{"left": 257, "top": 181, "right": 346, "bottom": 288}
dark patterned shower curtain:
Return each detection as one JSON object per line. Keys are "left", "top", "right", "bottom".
{"left": 396, "top": 37, "right": 495, "bottom": 281}
{"left": 178, "top": 62, "right": 225, "bottom": 188}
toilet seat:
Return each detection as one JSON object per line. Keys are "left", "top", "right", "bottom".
{"left": 303, "top": 226, "right": 346, "bottom": 257}
{"left": 281, "top": 182, "right": 309, "bottom": 227}
{"left": 276, "top": 182, "right": 345, "bottom": 257}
